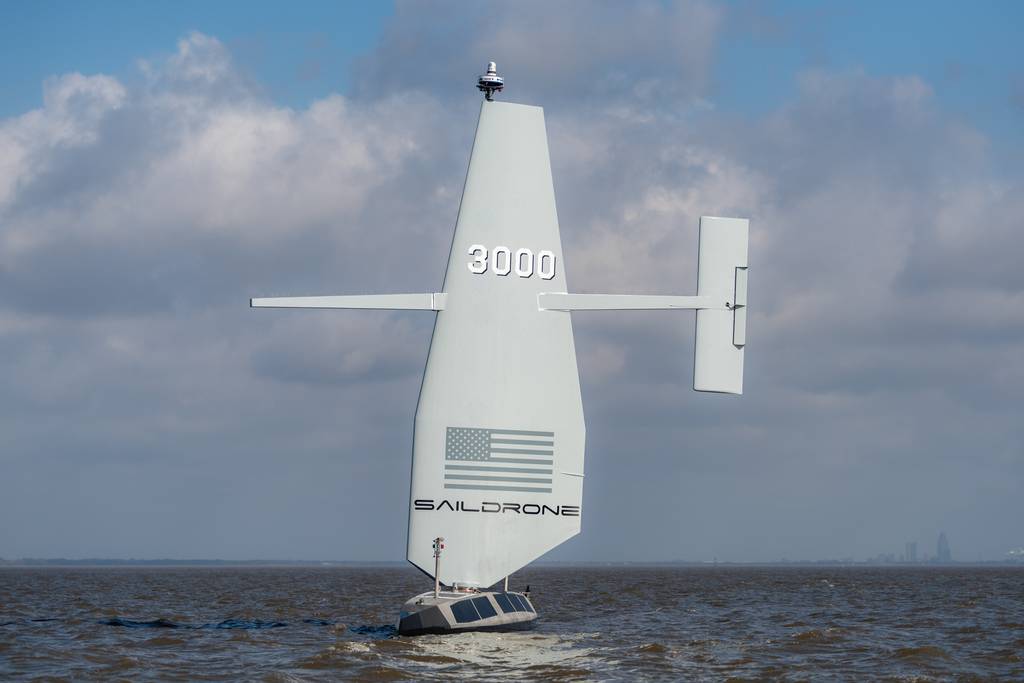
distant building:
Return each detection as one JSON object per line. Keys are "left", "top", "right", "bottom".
{"left": 937, "top": 532, "right": 952, "bottom": 563}
{"left": 905, "top": 541, "right": 918, "bottom": 563}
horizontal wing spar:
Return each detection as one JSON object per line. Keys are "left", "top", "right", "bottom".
{"left": 250, "top": 293, "right": 447, "bottom": 311}
{"left": 537, "top": 293, "right": 728, "bottom": 311}
{"left": 251, "top": 293, "right": 732, "bottom": 312}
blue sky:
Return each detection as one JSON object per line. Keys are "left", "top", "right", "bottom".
{"left": 0, "top": 1, "right": 1021, "bottom": 563}
{"left": 4, "top": 1, "right": 1021, "bottom": 147}
{"left": 0, "top": 1, "right": 393, "bottom": 116}
{"left": 717, "top": 1, "right": 1023, "bottom": 163}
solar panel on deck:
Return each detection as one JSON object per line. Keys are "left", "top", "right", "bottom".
{"left": 472, "top": 596, "right": 497, "bottom": 619}
{"left": 450, "top": 598, "right": 480, "bottom": 623}
{"left": 493, "top": 593, "right": 516, "bottom": 613}
{"left": 508, "top": 594, "right": 526, "bottom": 611}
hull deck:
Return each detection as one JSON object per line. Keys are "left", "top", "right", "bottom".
{"left": 397, "top": 590, "right": 537, "bottom": 636}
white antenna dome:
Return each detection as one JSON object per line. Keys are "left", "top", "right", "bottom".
{"left": 477, "top": 61, "right": 504, "bottom": 101}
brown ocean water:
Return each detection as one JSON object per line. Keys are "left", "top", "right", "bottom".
{"left": 1, "top": 566, "right": 1022, "bottom": 681}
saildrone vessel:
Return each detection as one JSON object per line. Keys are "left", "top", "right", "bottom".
{"left": 251, "top": 63, "right": 749, "bottom": 635}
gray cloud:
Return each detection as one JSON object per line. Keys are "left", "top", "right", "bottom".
{"left": 355, "top": 0, "right": 721, "bottom": 109}
{"left": 0, "top": 10, "right": 1020, "bottom": 562}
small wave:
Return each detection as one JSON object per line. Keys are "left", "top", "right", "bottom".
{"left": 373, "top": 638, "right": 418, "bottom": 653}
{"left": 793, "top": 629, "right": 828, "bottom": 643}
{"left": 211, "top": 619, "right": 287, "bottom": 630}
{"left": 141, "top": 636, "right": 186, "bottom": 647}
{"left": 982, "top": 650, "right": 1021, "bottom": 664}
{"left": 399, "top": 653, "right": 463, "bottom": 665}
{"left": 349, "top": 624, "right": 398, "bottom": 638}
{"left": 101, "top": 618, "right": 180, "bottom": 629}
{"left": 100, "top": 617, "right": 288, "bottom": 630}
{"left": 790, "top": 628, "right": 844, "bottom": 645}
{"left": 637, "top": 643, "right": 667, "bottom": 654}
{"left": 893, "top": 645, "right": 951, "bottom": 661}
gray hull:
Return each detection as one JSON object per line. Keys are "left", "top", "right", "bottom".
{"left": 397, "top": 590, "right": 537, "bottom": 636}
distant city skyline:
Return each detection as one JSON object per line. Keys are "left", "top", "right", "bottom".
{"left": 937, "top": 533, "right": 952, "bottom": 563}
{"left": 904, "top": 541, "right": 918, "bottom": 563}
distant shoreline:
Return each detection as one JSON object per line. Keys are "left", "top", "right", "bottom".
{"left": 2, "top": 559, "right": 1022, "bottom": 568}
{"left": 0, "top": 559, "right": 406, "bottom": 568}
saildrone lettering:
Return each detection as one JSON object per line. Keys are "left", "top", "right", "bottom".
{"left": 411, "top": 499, "right": 581, "bottom": 516}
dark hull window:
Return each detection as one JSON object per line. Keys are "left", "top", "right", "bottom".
{"left": 472, "top": 596, "right": 498, "bottom": 619}
{"left": 508, "top": 594, "right": 527, "bottom": 612}
{"left": 521, "top": 597, "right": 535, "bottom": 613}
{"left": 494, "top": 593, "right": 516, "bottom": 614}
{"left": 450, "top": 599, "right": 481, "bottom": 623}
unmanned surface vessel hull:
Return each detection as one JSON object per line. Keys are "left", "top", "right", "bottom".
{"left": 397, "top": 590, "right": 536, "bottom": 636}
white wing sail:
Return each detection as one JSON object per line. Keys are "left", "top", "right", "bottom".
{"left": 250, "top": 86, "right": 750, "bottom": 591}
{"left": 407, "top": 101, "right": 585, "bottom": 588}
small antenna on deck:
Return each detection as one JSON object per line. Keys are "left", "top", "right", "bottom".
{"left": 477, "top": 61, "right": 504, "bottom": 101}
{"left": 432, "top": 537, "right": 445, "bottom": 598}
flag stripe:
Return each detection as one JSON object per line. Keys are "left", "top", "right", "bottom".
{"left": 489, "top": 429, "right": 554, "bottom": 437}
{"left": 489, "top": 457, "right": 553, "bottom": 465}
{"left": 490, "top": 448, "right": 552, "bottom": 456}
{"left": 445, "top": 475, "right": 553, "bottom": 483}
{"left": 445, "top": 484, "right": 552, "bottom": 493}
{"left": 490, "top": 438, "right": 552, "bottom": 446}
{"left": 445, "top": 465, "right": 553, "bottom": 474}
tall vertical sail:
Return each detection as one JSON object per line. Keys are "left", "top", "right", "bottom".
{"left": 250, "top": 86, "right": 750, "bottom": 591}
{"left": 408, "top": 101, "right": 585, "bottom": 588}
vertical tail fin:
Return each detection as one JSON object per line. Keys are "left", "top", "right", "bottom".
{"left": 693, "top": 216, "right": 749, "bottom": 394}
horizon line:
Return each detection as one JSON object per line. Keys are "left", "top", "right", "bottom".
{"left": 1, "top": 558, "right": 1019, "bottom": 567}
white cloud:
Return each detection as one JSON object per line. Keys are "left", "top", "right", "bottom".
{"left": 0, "top": 73, "right": 125, "bottom": 209}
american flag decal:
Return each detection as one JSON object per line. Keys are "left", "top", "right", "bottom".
{"left": 444, "top": 427, "right": 555, "bottom": 494}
